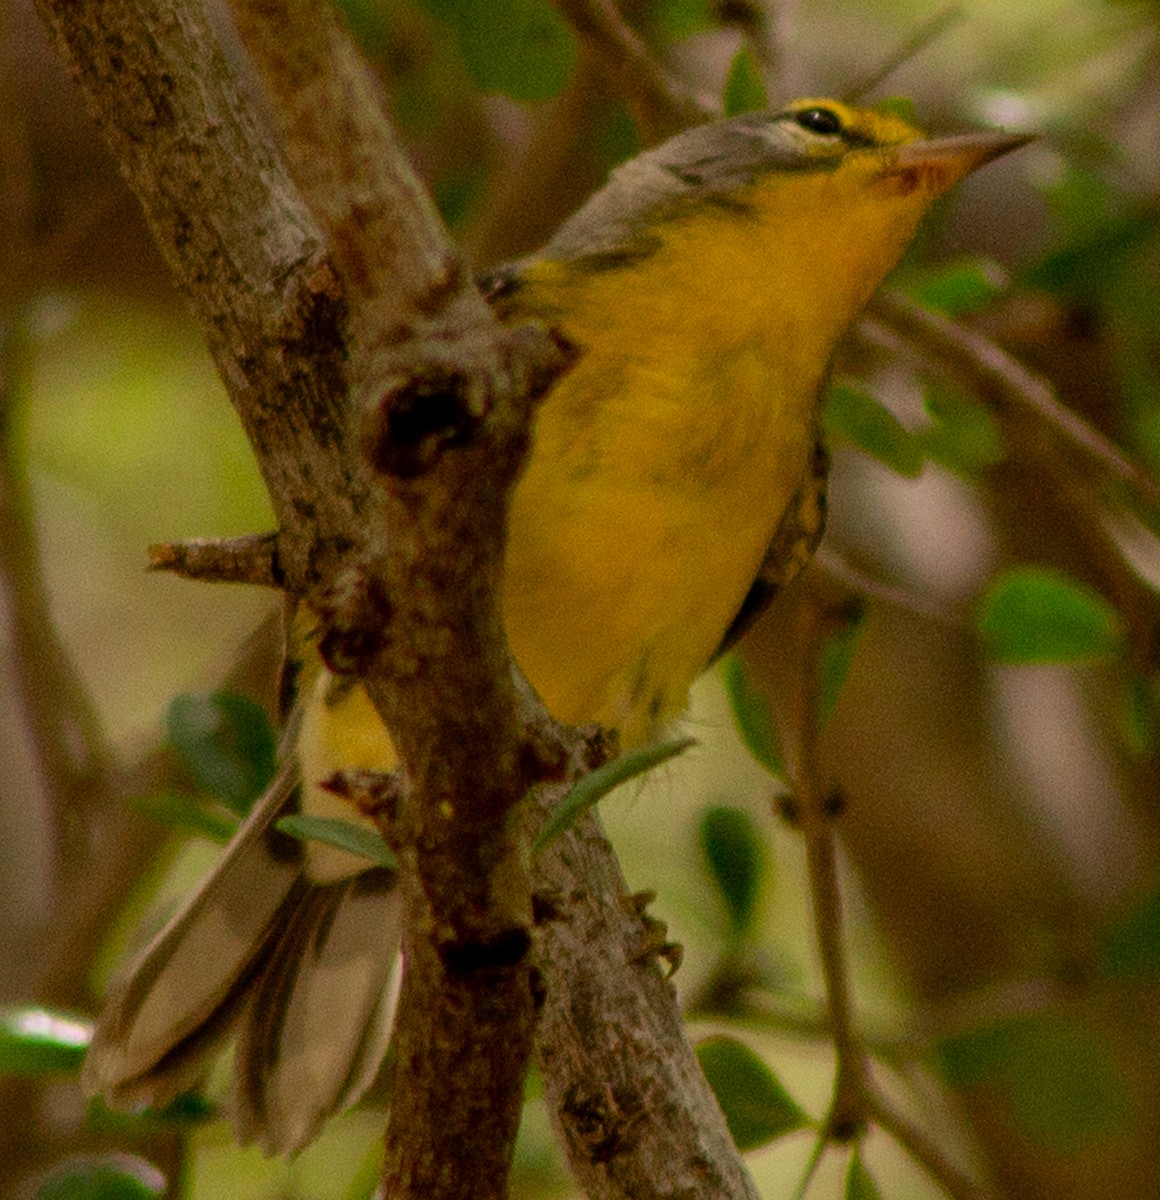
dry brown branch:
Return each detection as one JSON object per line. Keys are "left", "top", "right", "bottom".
{"left": 31, "top": 1, "right": 761, "bottom": 1196}
{"left": 533, "top": 803, "right": 764, "bottom": 1200}
{"left": 553, "top": 0, "right": 713, "bottom": 142}
{"left": 842, "top": 5, "right": 966, "bottom": 103}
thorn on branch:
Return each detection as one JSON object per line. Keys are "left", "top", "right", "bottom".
{"left": 147, "top": 532, "right": 282, "bottom": 587}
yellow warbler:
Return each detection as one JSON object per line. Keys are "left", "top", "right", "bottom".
{"left": 86, "top": 99, "right": 1028, "bottom": 1154}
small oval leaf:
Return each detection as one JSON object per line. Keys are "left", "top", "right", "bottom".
{"left": 723, "top": 47, "right": 767, "bottom": 116}
{"left": 911, "top": 257, "right": 1005, "bottom": 315}
{"left": 920, "top": 385, "right": 1005, "bottom": 476}
{"left": 35, "top": 1155, "right": 165, "bottom": 1200}
{"left": 534, "top": 737, "right": 696, "bottom": 853}
{"left": 1101, "top": 887, "right": 1160, "bottom": 982}
{"left": 167, "top": 691, "right": 276, "bottom": 814}
{"left": 845, "top": 1150, "right": 884, "bottom": 1200}
{"left": 129, "top": 791, "right": 238, "bottom": 843}
{"left": 824, "top": 386, "right": 923, "bottom": 478}
{"left": 721, "top": 656, "right": 783, "bottom": 778}
{"left": 698, "top": 806, "right": 765, "bottom": 938}
{"left": 275, "top": 815, "right": 398, "bottom": 871}
{"left": 696, "top": 1035, "right": 808, "bottom": 1150}
{"left": 977, "top": 567, "right": 1124, "bottom": 664}
{"left": 0, "top": 1007, "right": 90, "bottom": 1076}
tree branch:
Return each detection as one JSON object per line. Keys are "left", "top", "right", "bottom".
{"left": 781, "top": 575, "right": 994, "bottom": 1200}
{"left": 552, "top": 0, "right": 714, "bottom": 142}
{"left": 533, "top": 802, "right": 764, "bottom": 1200}
{"left": 868, "top": 293, "right": 1160, "bottom": 511}
{"left": 33, "top": 1, "right": 762, "bottom": 1196}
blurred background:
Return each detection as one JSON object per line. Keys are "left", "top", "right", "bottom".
{"left": 3, "top": 0, "right": 1160, "bottom": 1197}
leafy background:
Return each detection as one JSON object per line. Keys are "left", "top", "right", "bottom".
{"left": 3, "top": 0, "right": 1160, "bottom": 1197}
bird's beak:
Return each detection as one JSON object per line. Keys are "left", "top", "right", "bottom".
{"left": 883, "top": 130, "right": 1034, "bottom": 196}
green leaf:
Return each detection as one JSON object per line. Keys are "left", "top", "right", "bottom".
{"left": 823, "top": 386, "right": 923, "bottom": 478}
{"left": 935, "top": 1015, "right": 1126, "bottom": 1147}
{"left": 723, "top": 47, "right": 767, "bottom": 116}
{"left": 36, "top": 1155, "right": 165, "bottom": 1200}
{"left": 344, "top": 1139, "right": 386, "bottom": 1200}
{"left": 721, "top": 656, "right": 783, "bottom": 777}
{"left": 275, "top": 815, "right": 398, "bottom": 871}
{"left": 1101, "top": 887, "right": 1160, "bottom": 981}
{"left": 911, "top": 257, "right": 1005, "bottom": 316}
{"left": 166, "top": 692, "right": 276, "bottom": 814}
{"left": 0, "top": 1007, "right": 90, "bottom": 1076}
{"left": 977, "top": 567, "right": 1125, "bottom": 665}
{"left": 534, "top": 737, "right": 696, "bottom": 853}
{"left": 696, "top": 1036, "right": 808, "bottom": 1150}
{"left": 433, "top": 165, "right": 487, "bottom": 233}
{"left": 874, "top": 96, "right": 917, "bottom": 124}
{"left": 128, "top": 791, "right": 238, "bottom": 843}
{"left": 452, "top": 0, "right": 576, "bottom": 102}
{"left": 818, "top": 602, "right": 866, "bottom": 727}
{"left": 698, "top": 806, "right": 765, "bottom": 938}
{"left": 1026, "top": 208, "right": 1154, "bottom": 300}
{"left": 845, "top": 1150, "right": 884, "bottom": 1200}
{"left": 645, "top": 0, "right": 715, "bottom": 40}
{"left": 920, "top": 386, "right": 1005, "bottom": 477}
{"left": 1120, "top": 673, "right": 1160, "bottom": 757}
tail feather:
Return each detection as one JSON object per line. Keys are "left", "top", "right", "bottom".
{"left": 233, "top": 869, "right": 402, "bottom": 1155}
{"left": 84, "top": 764, "right": 300, "bottom": 1102}
{"left": 84, "top": 763, "right": 403, "bottom": 1155}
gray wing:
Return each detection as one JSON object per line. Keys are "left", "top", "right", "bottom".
{"left": 713, "top": 438, "right": 829, "bottom": 661}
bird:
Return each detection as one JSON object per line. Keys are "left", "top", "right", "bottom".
{"left": 84, "top": 97, "right": 1028, "bottom": 1154}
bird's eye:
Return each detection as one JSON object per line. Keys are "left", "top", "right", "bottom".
{"left": 794, "top": 107, "right": 843, "bottom": 136}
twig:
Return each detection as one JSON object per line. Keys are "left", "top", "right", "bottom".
{"left": 228, "top": 0, "right": 505, "bottom": 361}
{"left": 864, "top": 1092, "right": 988, "bottom": 1200}
{"left": 788, "top": 1132, "right": 828, "bottom": 1200}
{"left": 0, "top": 320, "right": 111, "bottom": 847}
{"left": 814, "top": 545, "right": 962, "bottom": 627}
{"left": 0, "top": 46, "right": 111, "bottom": 846}
{"left": 533, "top": 795, "right": 764, "bottom": 1200}
{"left": 552, "top": 0, "right": 713, "bottom": 142}
{"left": 868, "top": 292, "right": 1160, "bottom": 510}
{"left": 148, "top": 533, "right": 282, "bottom": 587}
{"left": 779, "top": 578, "right": 995, "bottom": 1200}
{"left": 842, "top": 6, "right": 965, "bottom": 104}
{"left": 784, "top": 585, "right": 867, "bottom": 1138}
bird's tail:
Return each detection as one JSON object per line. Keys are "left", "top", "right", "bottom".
{"left": 83, "top": 762, "right": 403, "bottom": 1155}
